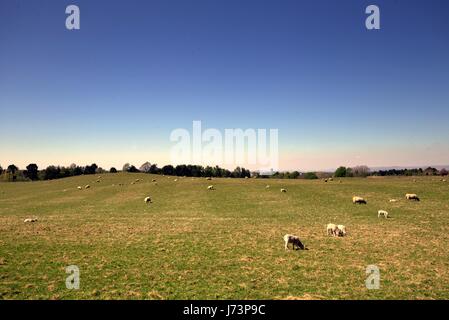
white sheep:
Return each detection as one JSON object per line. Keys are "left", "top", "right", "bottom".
{"left": 85, "top": 185, "right": 90, "bottom": 189}
{"left": 405, "top": 193, "right": 420, "bottom": 201}
{"left": 336, "top": 225, "right": 347, "bottom": 237}
{"left": 24, "top": 218, "right": 38, "bottom": 223}
{"left": 283, "top": 234, "right": 306, "bottom": 250}
{"left": 378, "top": 210, "right": 389, "bottom": 218}
{"left": 207, "top": 185, "right": 215, "bottom": 190}
{"left": 389, "top": 199, "right": 397, "bottom": 203}
{"left": 265, "top": 185, "right": 270, "bottom": 189}
{"left": 206, "top": 177, "right": 212, "bottom": 181}
{"left": 144, "top": 197, "right": 152, "bottom": 204}
{"left": 174, "top": 179, "right": 178, "bottom": 182}
{"left": 281, "top": 188, "right": 287, "bottom": 193}
{"left": 77, "top": 186, "right": 82, "bottom": 190}
{"left": 326, "top": 223, "right": 337, "bottom": 236}
{"left": 352, "top": 196, "right": 366, "bottom": 204}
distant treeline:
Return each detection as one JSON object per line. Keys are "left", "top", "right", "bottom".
{"left": 0, "top": 162, "right": 251, "bottom": 182}
{"left": 0, "top": 162, "right": 447, "bottom": 182}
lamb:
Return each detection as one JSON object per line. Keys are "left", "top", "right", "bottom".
{"left": 405, "top": 193, "right": 420, "bottom": 201}
{"left": 283, "top": 234, "right": 306, "bottom": 250}
{"left": 378, "top": 210, "right": 389, "bottom": 218}
{"left": 207, "top": 185, "right": 215, "bottom": 190}
{"left": 336, "top": 225, "right": 347, "bottom": 237}
{"left": 85, "top": 185, "right": 90, "bottom": 189}
{"left": 281, "top": 188, "right": 287, "bottom": 193}
{"left": 144, "top": 197, "right": 152, "bottom": 204}
{"left": 352, "top": 196, "right": 366, "bottom": 204}
{"left": 77, "top": 186, "right": 82, "bottom": 190}
{"left": 389, "top": 199, "right": 398, "bottom": 203}
{"left": 326, "top": 223, "right": 337, "bottom": 236}
{"left": 24, "top": 218, "right": 38, "bottom": 223}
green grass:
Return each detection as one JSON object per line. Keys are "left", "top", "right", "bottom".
{"left": 1, "top": 173, "right": 448, "bottom": 299}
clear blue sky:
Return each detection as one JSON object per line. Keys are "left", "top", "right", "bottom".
{"left": 1, "top": 0, "right": 449, "bottom": 171}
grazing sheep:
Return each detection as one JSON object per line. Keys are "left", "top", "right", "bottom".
{"left": 352, "top": 196, "right": 366, "bottom": 204}
{"left": 281, "top": 188, "right": 287, "bottom": 193}
{"left": 336, "top": 225, "right": 347, "bottom": 237}
{"left": 85, "top": 185, "right": 90, "bottom": 189}
{"left": 174, "top": 179, "right": 178, "bottom": 182}
{"left": 207, "top": 185, "right": 215, "bottom": 190}
{"left": 283, "top": 234, "right": 306, "bottom": 250}
{"left": 144, "top": 197, "right": 152, "bottom": 204}
{"left": 378, "top": 210, "right": 389, "bottom": 218}
{"left": 206, "top": 177, "right": 212, "bottom": 181}
{"left": 77, "top": 186, "right": 82, "bottom": 190}
{"left": 443, "top": 179, "right": 447, "bottom": 182}
{"left": 326, "top": 223, "right": 337, "bottom": 236}
{"left": 265, "top": 185, "right": 270, "bottom": 189}
{"left": 24, "top": 218, "right": 38, "bottom": 223}
{"left": 405, "top": 193, "right": 420, "bottom": 201}
{"left": 389, "top": 199, "right": 398, "bottom": 203}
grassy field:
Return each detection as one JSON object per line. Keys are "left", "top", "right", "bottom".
{"left": 1, "top": 173, "right": 448, "bottom": 300}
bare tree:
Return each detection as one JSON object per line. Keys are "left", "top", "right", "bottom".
{"left": 352, "top": 165, "right": 370, "bottom": 177}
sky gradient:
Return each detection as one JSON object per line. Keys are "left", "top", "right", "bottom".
{"left": 1, "top": 0, "right": 449, "bottom": 171}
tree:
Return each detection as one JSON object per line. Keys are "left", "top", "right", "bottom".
{"left": 289, "top": 171, "right": 300, "bottom": 179}
{"left": 43, "top": 166, "right": 61, "bottom": 180}
{"left": 122, "top": 163, "right": 131, "bottom": 172}
{"left": 84, "top": 163, "right": 98, "bottom": 175}
{"left": 24, "top": 163, "right": 39, "bottom": 181}
{"left": 304, "top": 172, "right": 318, "bottom": 179}
{"left": 334, "top": 166, "right": 347, "bottom": 178}
{"left": 440, "top": 168, "right": 448, "bottom": 176}
{"left": 7, "top": 164, "right": 19, "bottom": 181}
{"left": 139, "top": 162, "right": 152, "bottom": 173}
{"left": 149, "top": 164, "right": 160, "bottom": 174}
{"left": 424, "top": 167, "right": 438, "bottom": 176}
{"left": 128, "top": 165, "right": 139, "bottom": 173}
{"left": 162, "top": 165, "right": 174, "bottom": 176}
{"left": 0, "top": 165, "right": 3, "bottom": 175}
{"left": 352, "top": 165, "right": 370, "bottom": 177}
{"left": 110, "top": 167, "right": 118, "bottom": 173}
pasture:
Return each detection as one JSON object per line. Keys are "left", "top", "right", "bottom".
{"left": 0, "top": 173, "right": 448, "bottom": 299}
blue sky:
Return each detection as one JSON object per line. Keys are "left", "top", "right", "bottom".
{"left": 1, "top": 0, "right": 449, "bottom": 171}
